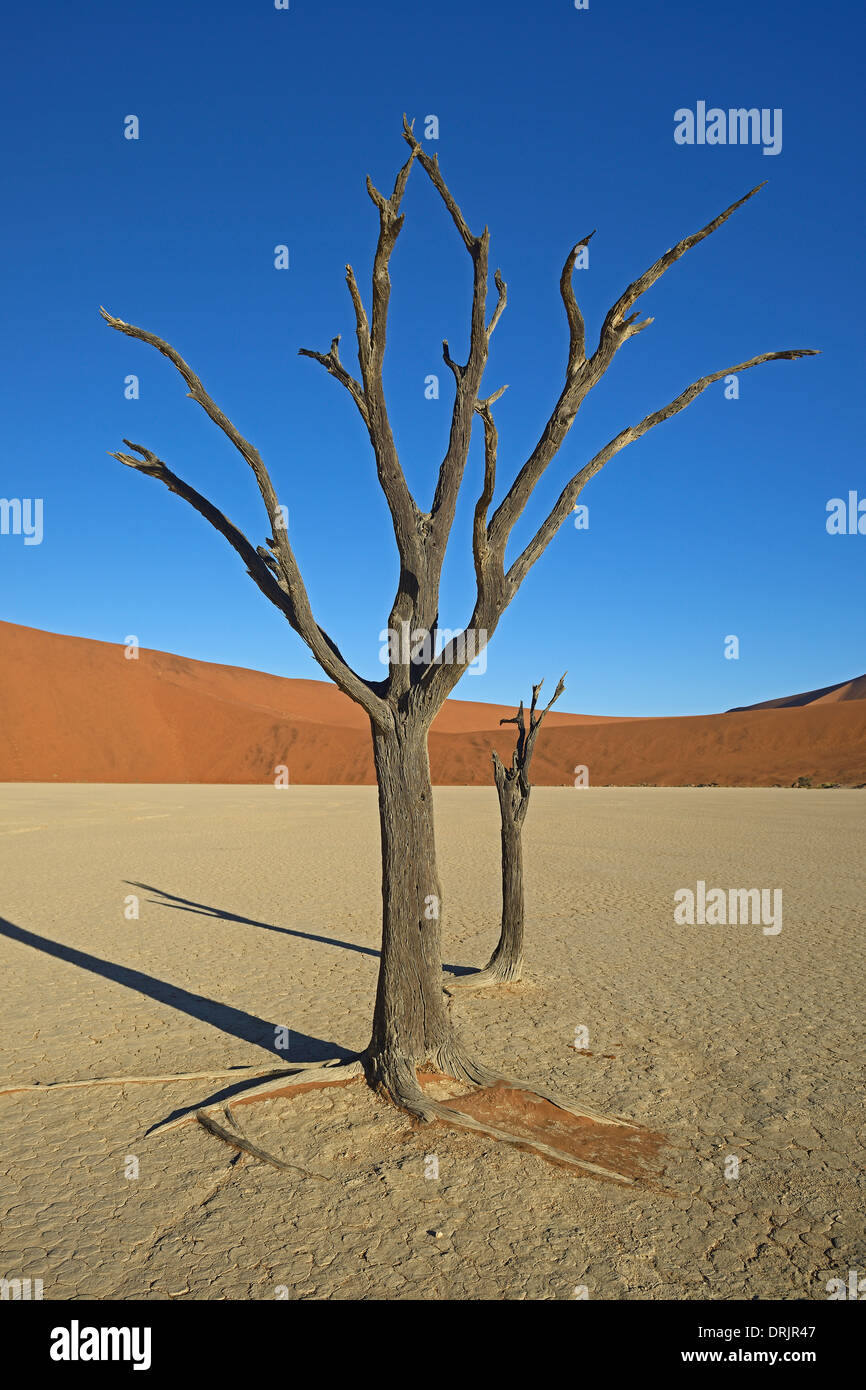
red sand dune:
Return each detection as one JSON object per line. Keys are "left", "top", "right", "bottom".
{"left": 0, "top": 620, "right": 863, "bottom": 787}
{"left": 728, "top": 674, "right": 866, "bottom": 711}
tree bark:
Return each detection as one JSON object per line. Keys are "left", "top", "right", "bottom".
{"left": 484, "top": 769, "right": 528, "bottom": 982}
{"left": 364, "top": 716, "right": 470, "bottom": 1111}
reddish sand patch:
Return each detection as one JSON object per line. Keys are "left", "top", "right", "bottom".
{"left": 435, "top": 1081, "right": 667, "bottom": 1183}
{"left": 230, "top": 1073, "right": 360, "bottom": 1107}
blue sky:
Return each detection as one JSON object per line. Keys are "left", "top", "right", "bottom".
{"left": 1, "top": 0, "right": 862, "bottom": 715}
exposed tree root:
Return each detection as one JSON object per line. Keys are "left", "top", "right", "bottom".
{"left": 425, "top": 1097, "right": 634, "bottom": 1184}
{"left": 141, "top": 1043, "right": 643, "bottom": 1183}
{"left": 150, "top": 1057, "right": 364, "bottom": 1137}
{"left": 195, "top": 1107, "right": 332, "bottom": 1178}
{"left": 359, "top": 1046, "right": 643, "bottom": 1183}
{"left": 7, "top": 1046, "right": 644, "bottom": 1185}
{"left": 367, "top": 1051, "right": 637, "bottom": 1182}
{"left": 175, "top": 1059, "right": 365, "bottom": 1175}
{"left": 430, "top": 1046, "right": 638, "bottom": 1131}
{"left": 0, "top": 1062, "right": 314, "bottom": 1099}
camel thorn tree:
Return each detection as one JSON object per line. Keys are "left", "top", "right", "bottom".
{"left": 101, "top": 115, "right": 816, "bottom": 1173}
{"left": 448, "top": 674, "right": 566, "bottom": 990}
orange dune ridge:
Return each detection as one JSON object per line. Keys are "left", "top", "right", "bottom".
{"left": 0, "top": 620, "right": 863, "bottom": 787}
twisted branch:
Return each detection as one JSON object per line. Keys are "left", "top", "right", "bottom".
{"left": 106, "top": 438, "right": 390, "bottom": 728}
{"left": 561, "top": 232, "right": 596, "bottom": 373}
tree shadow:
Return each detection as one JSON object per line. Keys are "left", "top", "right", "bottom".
{"left": 144, "top": 1067, "right": 362, "bottom": 1135}
{"left": 0, "top": 914, "right": 354, "bottom": 1062}
{"left": 128, "top": 881, "right": 476, "bottom": 976}
{"left": 127, "top": 881, "right": 380, "bottom": 959}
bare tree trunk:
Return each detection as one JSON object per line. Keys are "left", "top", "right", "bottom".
{"left": 364, "top": 717, "right": 475, "bottom": 1112}
{"left": 449, "top": 676, "right": 565, "bottom": 989}
{"left": 484, "top": 767, "right": 528, "bottom": 982}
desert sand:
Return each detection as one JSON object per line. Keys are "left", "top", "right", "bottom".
{"left": 1, "top": 783, "right": 863, "bottom": 1300}
{"left": 1, "top": 620, "right": 864, "bottom": 787}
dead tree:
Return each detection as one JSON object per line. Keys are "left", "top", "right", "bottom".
{"left": 451, "top": 675, "right": 566, "bottom": 989}
{"left": 101, "top": 117, "right": 816, "bottom": 1166}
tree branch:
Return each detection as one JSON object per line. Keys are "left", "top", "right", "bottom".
{"left": 100, "top": 307, "right": 294, "bottom": 575}
{"left": 472, "top": 386, "right": 508, "bottom": 598}
{"left": 487, "top": 268, "right": 508, "bottom": 340}
{"left": 561, "top": 233, "right": 596, "bottom": 374}
{"left": 401, "top": 117, "right": 475, "bottom": 251}
{"left": 596, "top": 183, "right": 766, "bottom": 354}
{"left": 500, "top": 699, "right": 526, "bottom": 767}
{"left": 106, "top": 440, "right": 392, "bottom": 730}
{"left": 401, "top": 116, "right": 494, "bottom": 567}
{"left": 488, "top": 183, "right": 770, "bottom": 552}
{"left": 523, "top": 672, "right": 566, "bottom": 778}
{"left": 506, "top": 349, "right": 819, "bottom": 593}
{"left": 338, "top": 146, "right": 423, "bottom": 573}
{"left": 344, "top": 262, "right": 371, "bottom": 368}
{"left": 498, "top": 672, "right": 566, "bottom": 792}
{"left": 297, "top": 335, "right": 369, "bottom": 426}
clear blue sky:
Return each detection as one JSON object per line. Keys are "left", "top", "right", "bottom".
{"left": 1, "top": 0, "right": 862, "bottom": 715}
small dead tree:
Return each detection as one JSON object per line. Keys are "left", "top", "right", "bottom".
{"left": 451, "top": 675, "right": 566, "bottom": 989}
{"left": 101, "top": 117, "right": 815, "bottom": 1170}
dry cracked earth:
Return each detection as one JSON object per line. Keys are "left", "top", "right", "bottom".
{"left": 0, "top": 785, "right": 863, "bottom": 1300}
